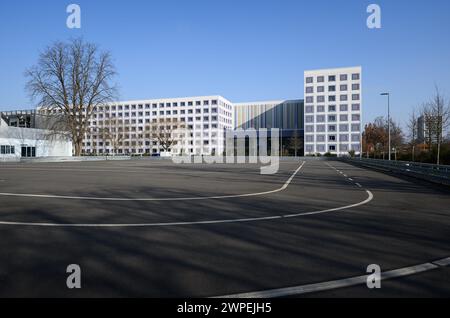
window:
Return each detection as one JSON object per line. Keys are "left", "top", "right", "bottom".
{"left": 316, "top": 115, "right": 325, "bottom": 123}
{"left": 305, "top": 125, "right": 314, "bottom": 132}
{"left": 352, "top": 114, "right": 360, "bottom": 121}
{"left": 317, "top": 86, "right": 325, "bottom": 93}
{"left": 340, "top": 74, "right": 348, "bottom": 81}
{"left": 351, "top": 124, "right": 360, "bottom": 132}
{"left": 316, "top": 125, "right": 326, "bottom": 132}
{"left": 340, "top": 134, "right": 349, "bottom": 141}
{"left": 339, "top": 124, "right": 349, "bottom": 132}
{"left": 306, "top": 135, "right": 314, "bottom": 142}
{"left": 306, "top": 77, "right": 313, "bottom": 83}
{"left": 340, "top": 84, "right": 348, "bottom": 91}
{"left": 328, "top": 105, "right": 336, "bottom": 112}
{"left": 352, "top": 94, "right": 360, "bottom": 101}
{"left": 340, "top": 95, "right": 348, "bottom": 101}
{"left": 328, "top": 125, "right": 336, "bottom": 132}
{"left": 329, "top": 135, "right": 336, "bottom": 141}
{"left": 352, "top": 104, "right": 360, "bottom": 111}
{"left": 352, "top": 73, "right": 360, "bottom": 80}
{"left": 328, "top": 96, "right": 336, "bottom": 102}
{"left": 340, "top": 114, "right": 348, "bottom": 121}
{"left": 306, "top": 87, "right": 314, "bottom": 93}
{"left": 329, "top": 145, "right": 336, "bottom": 151}
{"left": 352, "top": 83, "right": 360, "bottom": 90}
{"left": 317, "top": 76, "right": 324, "bottom": 83}
{"left": 306, "top": 96, "right": 314, "bottom": 103}
{"left": 328, "top": 115, "right": 336, "bottom": 122}
{"left": 317, "top": 105, "right": 325, "bottom": 112}
{"left": 340, "top": 104, "right": 348, "bottom": 112}
{"left": 305, "top": 115, "right": 314, "bottom": 123}
{"left": 317, "top": 96, "right": 325, "bottom": 103}
{"left": 305, "top": 106, "right": 314, "bottom": 113}
{"left": 0, "top": 145, "right": 14, "bottom": 154}
{"left": 328, "top": 86, "right": 336, "bottom": 92}
{"left": 316, "top": 135, "right": 325, "bottom": 142}
{"left": 351, "top": 134, "right": 360, "bottom": 142}
{"left": 328, "top": 75, "right": 336, "bottom": 82}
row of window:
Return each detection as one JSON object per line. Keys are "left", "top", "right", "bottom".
{"left": 305, "top": 123, "right": 360, "bottom": 133}
{"left": 305, "top": 94, "right": 360, "bottom": 104}
{"left": 38, "top": 100, "right": 233, "bottom": 115}
{"left": 0, "top": 145, "right": 15, "bottom": 154}
{"left": 305, "top": 114, "right": 361, "bottom": 123}
{"left": 83, "top": 139, "right": 218, "bottom": 147}
{"left": 305, "top": 134, "right": 360, "bottom": 142}
{"left": 305, "top": 73, "right": 360, "bottom": 84}
{"left": 305, "top": 144, "right": 360, "bottom": 153}
{"left": 305, "top": 104, "right": 360, "bottom": 113}
{"left": 305, "top": 84, "right": 360, "bottom": 93}
{"left": 82, "top": 147, "right": 218, "bottom": 154}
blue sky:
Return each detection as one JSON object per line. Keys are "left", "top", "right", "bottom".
{"left": 1, "top": 0, "right": 449, "bottom": 129}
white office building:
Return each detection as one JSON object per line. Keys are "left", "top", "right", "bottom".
{"left": 0, "top": 116, "right": 72, "bottom": 160}
{"left": 304, "top": 66, "right": 362, "bottom": 155}
{"left": 2, "top": 66, "right": 362, "bottom": 157}
{"left": 80, "top": 95, "right": 234, "bottom": 156}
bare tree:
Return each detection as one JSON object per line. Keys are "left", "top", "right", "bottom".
{"left": 25, "top": 38, "right": 117, "bottom": 156}
{"left": 149, "top": 118, "right": 186, "bottom": 154}
{"left": 407, "top": 107, "right": 419, "bottom": 161}
{"left": 429, "top": 87, "right": 450, "bottom": 165}
{"left": 98, "top": 118, "right": 124, "bottom": 155}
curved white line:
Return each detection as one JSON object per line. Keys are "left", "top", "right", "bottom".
{"left": 0, "top": 189, "right": 373, "bottom": 227}
{"left": 0, "top": 162, "right": 305, "bottom": 202}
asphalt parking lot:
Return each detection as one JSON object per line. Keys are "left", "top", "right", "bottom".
{"left": 0, "top": 158, "right": 449, "bottom": 297}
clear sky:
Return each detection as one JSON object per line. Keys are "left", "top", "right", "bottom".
{"left": 1, "top": 0, "right": 449, "bottom": 129}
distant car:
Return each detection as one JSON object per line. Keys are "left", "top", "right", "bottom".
{"left": 151, "top": 153, "right": 161, "bottom": 157}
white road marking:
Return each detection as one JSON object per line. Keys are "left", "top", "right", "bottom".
{"left": 433, "top": 257, "right": 450, "bottom": 266}
{"left": 348, "top": 178, "right": 354, "bottom": 181}
{"left": 0, "top": 162, "right": 305, "bottom": 202}
{"left": 355, "top": 183, "right": 362, "bottom": 188}
{"left": 216, "top": 261, "right": 444, "bottom": 298}
{"left": 0, "top": 161, "right": 375, "bottom": 227}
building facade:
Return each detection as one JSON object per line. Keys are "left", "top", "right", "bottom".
{"left": 80, "top": 95, "right": 234, "bottom": 155}
{"left": 0, "top": 116, "right": 72, "bottom": 160}
{"left": 304, "top": 67, "right": 362, "bottom": 155}
{"left": 234, "top": 100, "right": 304, "bottom": 156}
{"left": 2, "top": 67, "right": 362, "bottom": 157}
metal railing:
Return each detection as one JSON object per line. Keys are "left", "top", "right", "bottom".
{"left": 341, "top": 157, "right": 450, "bottom": 186}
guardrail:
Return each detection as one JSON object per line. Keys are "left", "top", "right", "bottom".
{"left": 340, "top": 157, "right": 450, "bottom": 186}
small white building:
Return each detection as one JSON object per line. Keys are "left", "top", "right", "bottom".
{"left": 0, "top": 117, "right": 72, "bottom": 160}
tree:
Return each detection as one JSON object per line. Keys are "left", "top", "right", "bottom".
{"left": 362, "top": 116, "right": 403, "bottom": 159}
{"left": 149, "top": 118, "right": 186, "bottom": 154}
{"left": 428, "top": 86, "right": 450, "bottom": 165}
{"left": 407, "top": 107, "right": 419, "bottom": 161}
{"left": 98, "top": 118, "right": 124, "bottom": 155}
{"left": 25, "top": 38, "right": 117, "bottom": 156}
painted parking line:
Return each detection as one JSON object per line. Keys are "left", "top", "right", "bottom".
{"left": 0, "top": 162, "right": 305, "bottom": 202}
{"left": 0, "top": 161, "right": 375, "bottom": 227}
{"left": 215, "top": 260, "right": 447, "bottom": 298}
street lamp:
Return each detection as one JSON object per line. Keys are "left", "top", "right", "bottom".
{"left": 380, "top": 92, "right": 391, "bottom": 160}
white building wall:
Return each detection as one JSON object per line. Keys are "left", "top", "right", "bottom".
{"left": 0, "top": 118, "right": 72, "bottom": 159}
{"left": 80, "top": 95, "right": 234, "bottom": 156}
{"left": 304, "top": 66, "right": 362, "bottom": 156}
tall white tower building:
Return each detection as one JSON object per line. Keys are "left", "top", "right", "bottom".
{"left": 304, "top": 66, "right": 362, "bottom": 156}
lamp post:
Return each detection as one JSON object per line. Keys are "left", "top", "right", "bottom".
{"left": 380, "top": 92, "right": 391, "bottom": 160}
